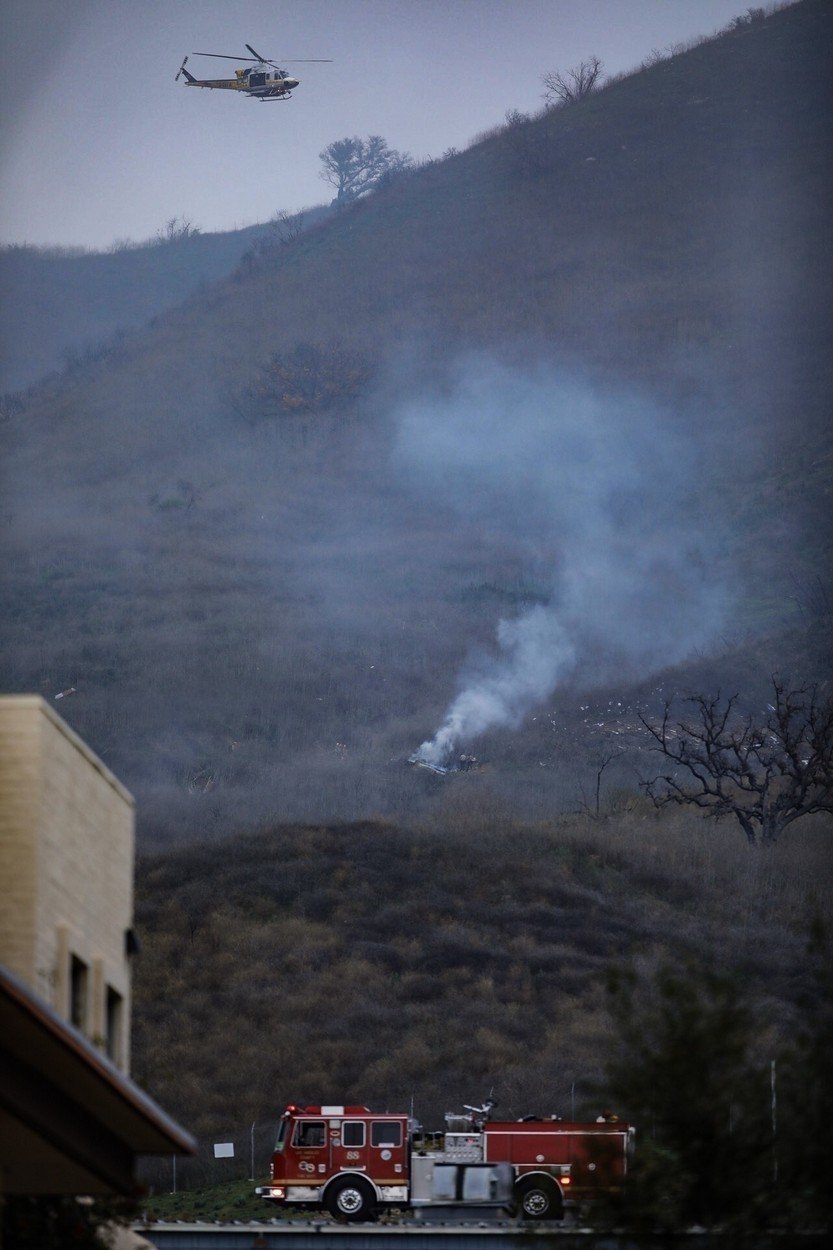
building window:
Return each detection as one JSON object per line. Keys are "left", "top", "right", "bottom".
{"left": 70, "top": 955, "right": 88, "bottom": 1031}
{"left": 106, "top": 985, "right": 123, "bottom": 1063}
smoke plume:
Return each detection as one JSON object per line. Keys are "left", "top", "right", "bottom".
{"left": 395, "top": 357, "right": 728, "bottom": 767}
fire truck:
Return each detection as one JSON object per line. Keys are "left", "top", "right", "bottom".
{"left": 255, "top": 1100, "right": 633, "bottom": 1221}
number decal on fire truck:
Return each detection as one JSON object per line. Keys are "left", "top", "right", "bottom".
{"left": 299, "top": 1160, "right": 315, "bottom": 1173}
{"left": 346, "top": 1151, "right": 360, "bottom": 1160}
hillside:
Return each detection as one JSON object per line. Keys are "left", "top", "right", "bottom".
{"left": 0, "top": 208, "right": 329, "bottom": 394}
{"left": 1, "top": 0, "right": 832, "bottom": 844}
{"left": 130, "top": 808, "right": 832, "bottom": 1187}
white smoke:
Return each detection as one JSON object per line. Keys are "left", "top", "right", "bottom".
{"left": 396, "top": 356, "right": 728, "bottom": 767}
{"left": 415, "top": 607, "right": 576, "bottom": 767}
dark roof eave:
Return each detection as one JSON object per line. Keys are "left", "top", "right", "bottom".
{"left": 0, "top": 963, "right": 196, "bottom": 1157}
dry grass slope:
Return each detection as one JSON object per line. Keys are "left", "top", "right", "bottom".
{"left": 131, "top": 806, "right": 832, "bottom": 1187}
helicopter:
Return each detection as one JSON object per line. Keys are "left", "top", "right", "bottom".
{"left": 175, "top": 43, "right": 331, "bottom": 101}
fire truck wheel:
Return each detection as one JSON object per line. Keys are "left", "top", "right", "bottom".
{"left": 516, "top": 1176, "right": 563, "bottom": 1220}
{"left": 325, "top": 1177, "right": 378, "bottom": 1222}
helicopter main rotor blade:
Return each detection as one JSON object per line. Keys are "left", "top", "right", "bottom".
{"left": 245, "top": 43, "right": 332, "bottom": 65}
{"left": 193, "top": 52, "right": 263, "bottom": 62}
{"left": 191, "top": 49, "right": 333, "bottom": 66}
{"left": 243, "top": 45, "right": 286, "bottom": 69}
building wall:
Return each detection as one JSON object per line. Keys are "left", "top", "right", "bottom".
{"left": 0, "top": 696, "right": 135, "bottom": 1071}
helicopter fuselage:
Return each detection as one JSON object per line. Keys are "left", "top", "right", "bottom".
{"left": 183, "top": 67, "right": 299, "bottom": 98}
{"left": 176, "top": 45, "right": 323, "bottom": 99}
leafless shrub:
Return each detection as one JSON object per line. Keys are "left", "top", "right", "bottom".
{"left": 542, "top": 56, "right": 604, "bottom": 108}
{"left": 155, "top": 216, "right": 201, "bottom": 244}
{"left": 641, "top": 48, "right": 667, "bottom": 68}
{"left": 729, "top": 7, "right": 768, "bottom": 29}
{"left": 467, "top": 123, "right": 505, "bottom": 147}
{"left": 107, "top": 236, "right": 142, "bottom": 253}
{"left": 268, "top": 209, "right": 306, "bottom": 247}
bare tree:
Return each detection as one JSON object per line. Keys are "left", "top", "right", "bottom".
{"left": 579, "top": 747, "right": 624, "bottom": 818}
{"left": 542, "top": 57, "right": 603, "bottom": 107}
{"left": 319, "top": 135, "right": 412, "bottom": 205}
{"left": 639, "top": 679, "right": 833, "bottom": 845}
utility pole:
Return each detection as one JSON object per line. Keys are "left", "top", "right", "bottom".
{"left": 771, "top": 1060, "right": 778, "bottom": 1183}
{"left": 251, "top": 1121, "right": 256, "bottom": 1181}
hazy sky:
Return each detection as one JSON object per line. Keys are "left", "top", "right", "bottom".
{"left": 2, "top": 0, "right": 753, "bottom": 250}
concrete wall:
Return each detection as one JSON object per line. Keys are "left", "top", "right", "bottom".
{"left": 0, "top": 695, "right": 135, "bottom": 1071}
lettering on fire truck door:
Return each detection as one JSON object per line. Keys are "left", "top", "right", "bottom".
{"left": 330, "top": 1118, "right": 369, "bottom": 1172}
{"left": 290, "top": 1118, "right": 329, "bottom": 1179}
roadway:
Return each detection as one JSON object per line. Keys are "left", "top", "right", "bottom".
{"left": 134, "top": 1221, "right": 830, "bottom": 1250}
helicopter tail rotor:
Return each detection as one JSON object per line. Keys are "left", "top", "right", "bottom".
{"left": 176, "top": 57, "right": 197, "bottom": 84}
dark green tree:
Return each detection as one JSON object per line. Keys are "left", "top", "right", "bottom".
{"left": 775, "top": 917, "right": 833, "bottom": 1229}
{"left": 600, "top": 958, "right": 771, "bottom": 1229}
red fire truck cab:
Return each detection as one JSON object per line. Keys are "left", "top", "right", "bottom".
{"left": 257, "top": 1105, "right": 410, "bottom": 1220}
{"left": 256, "top": 1102, "right": 632, "bottom": 1221}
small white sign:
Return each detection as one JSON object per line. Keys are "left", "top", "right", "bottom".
{"left": 213, "top": 1142, "right": 235, "bottom": 1158}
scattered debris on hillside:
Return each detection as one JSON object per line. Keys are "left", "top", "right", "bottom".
{"left": 408, "top": 753, "right": 479, "bottom": 777}
{"left": 410, "top": 758, "right": 449, "bottom": 775}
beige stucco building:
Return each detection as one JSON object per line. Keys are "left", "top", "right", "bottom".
{"left": 0, "top": 694, "right": 195, "bottom": 1195}
{"left": 0, "top": 694, "right": 134, "bottom": 1071}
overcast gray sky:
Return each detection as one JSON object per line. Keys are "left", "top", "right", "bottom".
{"left": 1, "top": 0, "right": 754, "bottom": 250}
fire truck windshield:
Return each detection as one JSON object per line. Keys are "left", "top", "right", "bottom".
{"left": 274, "top": 1120, "right": 288, "bottom": 1152}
